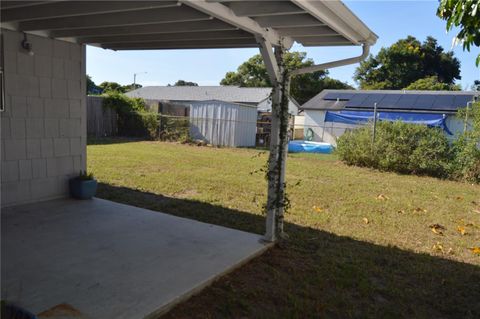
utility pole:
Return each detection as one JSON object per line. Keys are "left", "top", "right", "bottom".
{"left": 372, "top": 102, "right": 378, "bottom": 145}
{"left": 133, "top": 72, "right": 147, "bottom": 90}
{"left": 464, "top": 101, "right": 472, "bottom": 133}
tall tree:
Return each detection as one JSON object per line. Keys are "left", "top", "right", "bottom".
{"left": 170, "top": 80, "right": 199, "bottom": 86}
{"left": 86, "top": 75, "right": 102, "bottom": 95}
{"left": 472, "top": 80, "right": 480, "bottom": 91}
{"left": 403, "top": 76, "right": 461, "bottom": 91}
{"left": 127, "top": 83, "right": 142, "bottom": 91}
{"left": 437, "top": 0, "right": 480, "bottom": 66}
{"left": 99, "top": 81, "right": 126, "bottom": 93}
{"left": 220, "top": 51, "right": 352, "bottom": 105}
{"left": 354, "top": 36, "right": 461, "bottom": 90}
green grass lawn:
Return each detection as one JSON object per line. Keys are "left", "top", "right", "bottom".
{"left": 88, "top": 138, "right": 480, "bottom": 319}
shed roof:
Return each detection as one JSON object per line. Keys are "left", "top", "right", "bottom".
{"left": 1, "top": 1, "right": 377, "bottom": 50}
{"left": 126, "top": 86, "right": 273, "bottom": 104}
{"left": 302, "top": 89, "right": 479, "bottom": 114}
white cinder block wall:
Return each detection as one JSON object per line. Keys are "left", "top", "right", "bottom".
{"left": 1, "top": 29, "right": 86, "bottom": 207}
{"left": 303, "top": 110, "right": 358, "bottom": 146}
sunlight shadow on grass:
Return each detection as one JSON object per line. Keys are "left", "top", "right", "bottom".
{"left": 97, "top": 183, "right": 480, "bottom": 319}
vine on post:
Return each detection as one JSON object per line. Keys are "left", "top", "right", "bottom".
{"left": 263, "top": 44, "right": 292, "bottom": 240}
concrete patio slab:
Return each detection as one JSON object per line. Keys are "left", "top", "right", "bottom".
{"left": 1, "top": 198, "right": 269, "bottom": 319}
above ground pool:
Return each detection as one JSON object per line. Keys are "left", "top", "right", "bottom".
{"left": 288, "top": 140, "right": 333, "bottom": 154}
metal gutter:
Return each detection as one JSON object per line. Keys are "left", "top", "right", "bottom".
{"left": 290, "top": 44, "right": 370, "bottom": 76}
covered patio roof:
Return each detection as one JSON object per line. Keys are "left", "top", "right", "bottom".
{"left": 1, "top": 0, "right": 377, "bottom": 50}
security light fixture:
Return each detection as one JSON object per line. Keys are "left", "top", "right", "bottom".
{"left": 21, "top": 33, "right": 34, "bottom": 56}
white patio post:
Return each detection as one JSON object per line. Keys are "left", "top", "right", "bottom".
{"left": 257, "top": 36, "right": 289, "bottom": 242}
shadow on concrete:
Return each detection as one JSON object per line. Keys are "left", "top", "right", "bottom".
{"left": 97, "top": 183, "right": 480, "bottom": 319}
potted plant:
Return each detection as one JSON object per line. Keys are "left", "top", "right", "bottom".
{"left": 69, "top": 171, "right": 97, "bottom": 200}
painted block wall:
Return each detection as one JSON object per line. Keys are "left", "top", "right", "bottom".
{"left": 1, "top": 29, "right": 86, "bottom": 207}
{"left": 304, "top": 110, "right": 358, "bottom": 146}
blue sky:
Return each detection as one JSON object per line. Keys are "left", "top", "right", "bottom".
{"left": 86, "top": 0, "right": 480, "bottom": 90}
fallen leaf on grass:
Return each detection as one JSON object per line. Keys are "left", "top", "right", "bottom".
{"left": 312, "top": 205, "right": 323, "bottom": 213}
{"left": 469, "top": 247, "right": 480, "bottom": 255}
{"left": 429, "top": 224, "right": 446, "bottom": 235}
{"left": 397, "top": 210, "right": 405, "bottom": 214}
{"left": 456, "top": 196, "right": 464, "bottom": 200}
{"left": 363, "top": 217, "right": 369, "bottom": 224}
{"left": 473, "top": 209, "right": 480, "bottom": 214}
{"left": 376, "top": 194, "right": 389, "bottom": 200}
{"left": 413, "top": 207, "right": 428, "bottom": 213}
{"left": 457, "top": 226, "right": 467, "bottom": 236}
{"left": 432, "top": 242, "right": 444, "bottom": 252}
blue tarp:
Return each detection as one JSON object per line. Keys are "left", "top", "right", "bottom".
{"left": 324, "top": 111, "right": 453, "bottom": 135}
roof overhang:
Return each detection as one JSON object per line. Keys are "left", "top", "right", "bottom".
{"left": 1, "top": 0, "right": 377, "bottom": 50}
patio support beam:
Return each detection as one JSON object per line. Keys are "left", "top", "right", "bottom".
{"left": 261, "top": 43, "right": 372, "bottom": 243}
{"left": 257, "top": 37, "right": 289, "bottom": 242}
{"left": 180, "top": 0, "right": 292, "bottom": 48}
{"left": 256, "top": 36, "right": 280, "bottom": 85}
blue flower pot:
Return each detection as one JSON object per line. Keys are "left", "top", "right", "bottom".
{"left": 69, "top": 178, "right": 98, "bottom": 199}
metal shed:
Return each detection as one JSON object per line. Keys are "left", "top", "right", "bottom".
{"left": 189, "top": 100, "right": 257, "bottom": 147}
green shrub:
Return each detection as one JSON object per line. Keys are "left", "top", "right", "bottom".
{"left": 449, "top": 136, "right": 480, "bottom": 183}
{"left": 450, "top": 101, "right": 480, "bottom": 183}
{"left": 158, "top": 116, "right": 192, "bottom": 143}
{"left": 337, "top": 121, "right": 452, "bottom": 178}
{"left": 102, "top": 92, "right": 159, "bottom": 139}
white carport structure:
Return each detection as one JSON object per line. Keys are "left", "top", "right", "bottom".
{"left": 1, "top": 1, "right": 376, "bottom": 240}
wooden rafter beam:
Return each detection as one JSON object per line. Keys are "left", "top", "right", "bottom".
{"left": 76, "top": 30, "right": 253, "bottom": 44}
{"left": 226, "top": 1, "right": 304, "bottom": 17}
{"left": 17, "top": 6, "right": 210, "bottom": 31}
{"left": 49, "top": 19, "right": 236, "bottom": 38}
{"left": 2, "top": 1, "right": 180, "bottom": 22}
{"left": 104, "top": 38, "right": 258, "bottom": 50}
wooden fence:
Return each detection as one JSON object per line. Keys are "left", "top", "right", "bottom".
{"left": 87, "top": 96, "right": 118, "bottom": 137}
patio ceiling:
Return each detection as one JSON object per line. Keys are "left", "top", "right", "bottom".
{"left": 1, "top": 0, "right": 378, "bottom": 50}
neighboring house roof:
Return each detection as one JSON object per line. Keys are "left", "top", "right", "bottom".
{"left": 126, "top": 86, "right": 272, "bottom": 104}
{"left": 301, "top": 89, "right": 479, "bottom": 114}
{"left": 126, "top": 86, "right": 300, "bottom": 115}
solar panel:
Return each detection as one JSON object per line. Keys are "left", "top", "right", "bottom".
{"left": 413, "top": 95, "right": 436, "bottom": 109}
{"left": 453, "top": 95, "right": 475, "bottom": 110}
{"left": 345, "top": 93, "right": 369, "bottom": 107}
{"left": 377, "top": 94, "right": 402, "bottom": 108}
{"left": 334, "top": 92, "right": 477, "bottom": 112}
{"left": 363, "top": 94, "right": 385, "bottom": 107}
{"left": 392, "top": 94, "right": 419, "bottom": 110}
{"left": 432, "top": 95, "right": 455, "bottom": 110}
